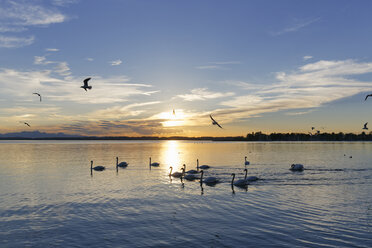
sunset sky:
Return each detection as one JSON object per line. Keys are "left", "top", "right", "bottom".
{"left": 1, "top": 0, "right": 372, "bottom": 136}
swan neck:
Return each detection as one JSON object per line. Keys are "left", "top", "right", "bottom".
{"left": 231, "top": 174, "right": 235, "bottom": 185}
{"left": 169, "top": 167, "right": 172, "bottom": 176}
{"left": 245, "top": 169, "right": 247, "bottom": 179}
{"left": 116, "top": 157, "right": 118, "bottom": 166}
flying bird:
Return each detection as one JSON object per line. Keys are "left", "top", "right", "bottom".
{"left": 210, "top": 115, "right": 223, "bottom": 129}
{"left": 173, "top": 109, "right": 176, "bottom": 116}
{"left": 311, "top": 127, "right": 315, "bottom": 130}
{"left": 22, "top": 122, "right": 31, "bottom": 127}
{"left": 363, "top": 122, "right": 368, "bottom": 130}
{"left": 81, "top": 77, "right": 92, "bottom": 91}
{"left": 32, "top": 93, "right": 42, "bottom": 102}
{"left": 365, "top": 94, "right": 372, "bottom": 101}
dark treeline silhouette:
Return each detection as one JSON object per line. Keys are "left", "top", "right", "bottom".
{"left": 241, "top": 131, "right": 372, "bottom": 141}
{"left": 1, "top": 131, "right": 372, "bottom": 141}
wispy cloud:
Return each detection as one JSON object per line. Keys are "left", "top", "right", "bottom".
{"left": 303, "top": 55, "right": 313, "bottom": 61}
{"left": 214, "top": 59, "right": 372, "bottom": 122}
{"left": 271, "top": 17, "right": 320, "bottom": 36}
{"left": 209, "top": 61, "right": 241, "bottom": 65}
{"left": 196, "top": 61, "right": 240, "bottom": 70}
{"left": 0, "top": 0, "right": 71, "bottom": 48}
{"left": 46, "top": 48, "right": 59, "bottom": 52}
{"left": 177, "top": 88, "right": 235, "bottom": 101}
{"left": 0, "top": 68, "right": 159, "bottom": 104}
{"left": 0, "top": 35, "right": 34, "bottom": 48}
{"left": 54, "top": 62, "right": 71, "bottom": 76}
{"left": 110, "top": 59, "right": 122, "bottom": 66}
{"left": 195, "top": 65, "right": 223, "bottom": 70}
{"left": 86, "top": 57, "right": 94, "bottom": 61}
{"left": 195, "top": 65, "right": 225, "bottom": 70}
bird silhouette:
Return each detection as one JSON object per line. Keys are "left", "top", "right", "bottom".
{"left": 210, "top": 115, "right": 223, "bottom": 129}
{"left": 23, "top": 122, "right": 30, "bottom": 127}
{"left": 81, "top": 77, "right": 92, "bottom": 91}
{"left": 32, "top": 93, "right": 41, "bottom": 102}
{"left": 363, "top": 122, "right": 368, "bottom": 130}
{"left": 365, "top": 94, "right": 372, "bottom": 101}
{"left": 173, "top": 109, "right": 176, "bottom": 116}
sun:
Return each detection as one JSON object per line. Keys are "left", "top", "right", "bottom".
{"left": 158, "top": 110, "right": 186, "bottom": 127}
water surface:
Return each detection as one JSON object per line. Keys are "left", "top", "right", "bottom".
{"left": 0, "top": 141, "right": 371, "bottom": 247}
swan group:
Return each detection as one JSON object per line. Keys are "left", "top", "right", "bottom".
{"left": 89, "top": 156, "right": 309, "bottom": 191}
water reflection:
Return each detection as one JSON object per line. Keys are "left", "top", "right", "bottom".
{"left": 161, "top": 141, "right": 182, "bottom": 172}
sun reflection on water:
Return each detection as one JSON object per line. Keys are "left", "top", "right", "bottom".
{"left": 160, "top": 141, "right": 182, "bottom": 172}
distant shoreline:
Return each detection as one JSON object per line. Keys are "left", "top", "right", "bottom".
{"left": 1, "top": 131, "right": 372, "bottom": 142}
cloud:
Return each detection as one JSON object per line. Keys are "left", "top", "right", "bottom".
{"left": 54, "top": 62, "right": 71, "bottom": 76}
{"left": 0, "top": 35, "right": 34, "bottom": 48}
{"left": 52, "top": 0, "right": 78, "bottom": 6}
{"left": 48, "top": 119, "right": 182, "bottom": 136}
{"left": 271, "top": 17, "right": 320, "bottom": 36}
{"left": 110, "top": 59, "right": 122, "bottom": 66}
{"left": 0, "top": 1, "right": 71, "bottom": 48}
{"left": 196, "top": 61, "right": 240, "bottom": 70}
{"left": 196, "top": 65, "right": 224, "bottom": 70}
{"left": 90, "top": 101, "right": 161, "bottom": 120}
{"left": 177, "top": 88, "right": 235, "bottom": 101}
{"left": 0, "top": 1, "right": 66, "bottom": 26}
{"left": 209, "top": 61, "right": 241, "bottom": 65}
{"left": 0, "top": 68, "right": 159, "bottom": 104}
{"left": 46, "top": 48, "right": 59, "bottom": 52}
{"left": 303, "top": 55, "right": 313, "bottom": 61}
{"left": 214, "top": 59, "right": 372, "bottom": 122}
{"left": 86, "top": 57, "right": 94, "bottom": 61}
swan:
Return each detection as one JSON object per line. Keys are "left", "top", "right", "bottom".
{"left": 149, "top": 157, "right": 160, "bottom": 167}
{"left": 290, "top": 163, "right": 304, "bottom": 171}
{"left": 90, "top": 161, "right": 105, "bottom": 171}
{"left": 116, "top": 157, "right": 128, "bottom": 168}
{"left": 184, "top": 164, "right": 198, "bottom": 174}
{"left": 169, "top": 166, "right": 184, "bottom": 178}
{"left": 244, "top": 156, "right": 250, "bottom": 166}
{"left": 244, "top": 168, "right": 259, "bottom": 181}
{"left": 231, "top": 173, "right": 248, "bottom": 187}
{"left": 200, "top": 170, "right": 219, "bottom": 185}
{"left": 197, "top": 159, "right": 210, "bottom": 169}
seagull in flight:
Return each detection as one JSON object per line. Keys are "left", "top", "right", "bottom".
{"left": 22, "top": 122, "right": 31, "bottom": 127}
{"left": 363, "top": 122, "right": 368, "bottom": 130}
{"left": 210, "top": 114, "right": 223, "bottom": 129}
{"left": 81, "top": 77, "right": 92, "bottom": 91}
{"left": 365, "top": 94, "right": 372, "bottom": 101}
{"left": 32, "top": 93, "right": 42, "bottom": 102}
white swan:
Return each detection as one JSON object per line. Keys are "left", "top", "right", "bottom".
{"left": 290, "top": 163, "right": 304, "bottom": 171}
{"left": 231, "top": 173, "right": 248, "bottom": 187}
{"left": 197, "top": 159, "right": 210, "bottom": 169}
{"left": 184, "top": 164, "right": 198, "bottom": 174}
{"left": 245, "top": 156, "right": 250, "bottom": 166}
{"left": 149, "top": 157, "right": 160, "bottom": 167}
{"left": 90, "top": 161, "right": 105, "bottom": 171}
{"left": 244, "top": 168, "right": 258, "bottom": 181}
{"left": 169, "top": 166, "right": 183, "bottom": 178}
{"left": 116, "top": 157, "right": 128, "bottom": 168}
{"left": 200, "top": 170, "right": 218, "bottom": 184}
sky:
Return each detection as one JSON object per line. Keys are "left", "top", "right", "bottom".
{"left": 1, "top": 0, "right": 372, "bottom": 137}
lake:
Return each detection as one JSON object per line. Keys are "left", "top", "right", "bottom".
{"left": 0, "top": 141, "right": 371, "bottom": 247}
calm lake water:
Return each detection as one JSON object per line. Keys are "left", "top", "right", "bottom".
{"left": 0, "top": 140, "right": 371, "bottom": 247}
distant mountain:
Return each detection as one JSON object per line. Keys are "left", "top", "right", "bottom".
{"left": 0, "top": 131, "right": 83, "bottom": 139}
